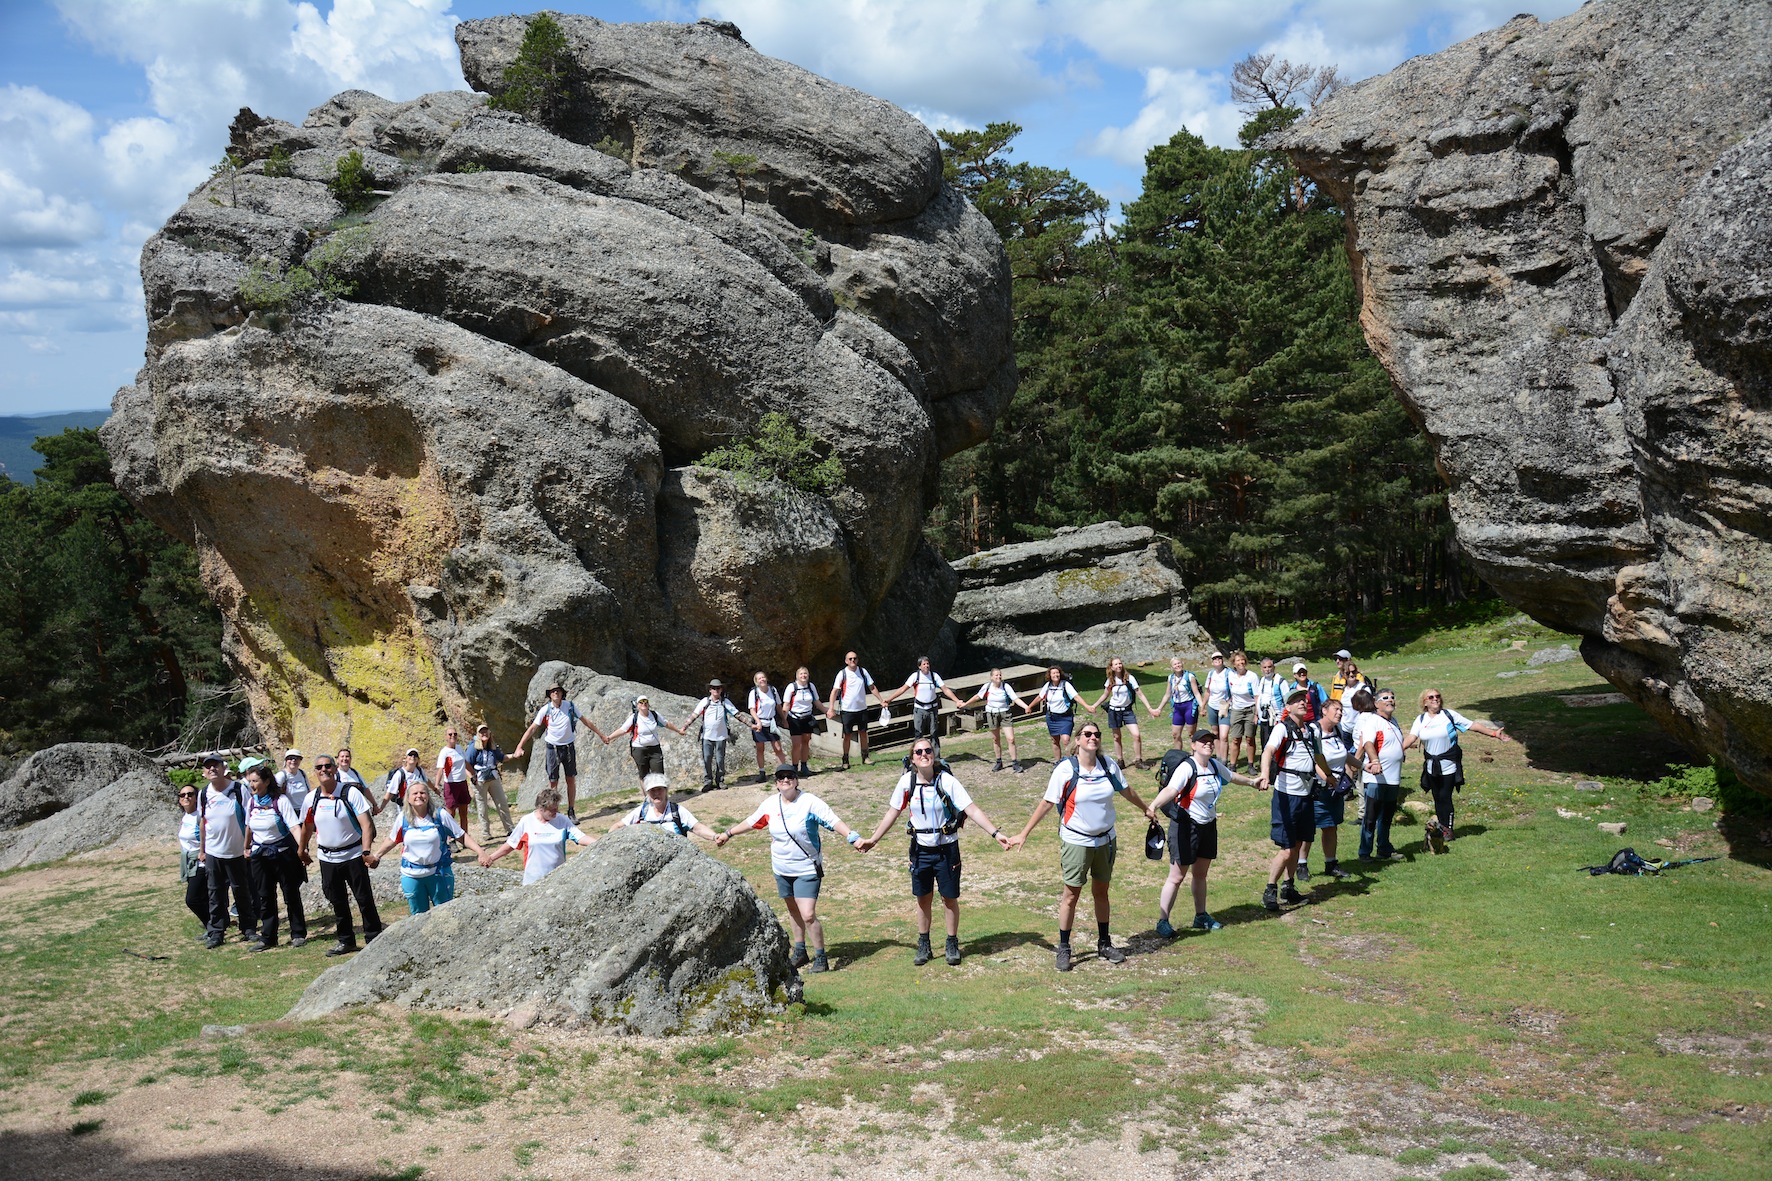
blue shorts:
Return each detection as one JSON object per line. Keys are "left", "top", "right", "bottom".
{"left": 1047, "top": 714, "right": 1074, "bottom": 737}
{"left": 775, "top": 872, "right": 821, "bottom": 899}
{"left": 1107, "top": 706, "right": 1138, "bottom": 730}
{"left": 1171, "top": 700, "right": 1198, "bottom": 727}
{"left": 401, "top": 864, "right": 455, "bottom": 914}
{"left": 1206, "top": 705, "right": 1225, "bottom": 728}
{"left": 909, "top": 840, "right": 961, "bottom": 899}
{"left": 751, "top": 725, "right": 779, "bottom": 745}
{"left": 1271, "top": 791, "right": 1314, "bottom": 848}
{"left": 1313, "top": 789, "right": 1346, "bottom": 829}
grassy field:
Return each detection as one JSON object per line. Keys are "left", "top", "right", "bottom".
{"left": 0, "top": 616, "right": 1767, "bottom": 1180}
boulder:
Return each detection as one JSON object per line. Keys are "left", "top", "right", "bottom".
{"left": 0, "top": 769, "right": 179, "bottom": 872}
{"left": 1276, "top": 0, "right": 1772, "bottom": 796}
{"left": 104, "top": 14, "right": 1010, "bottom": 763}
{"left": 287, "top": 825, "right": 798, "bottom": 1033}
{"left": 949, "top": 522, "right": 1215, "bottom": 669}
{"left": 0, "top": 743, "right": 159, "bottom": 829}
{"left": 1527, "top": 645, "right": 1580, "bottom": 668}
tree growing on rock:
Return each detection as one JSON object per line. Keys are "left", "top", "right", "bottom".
{"left": 488, "top": 12, "right": 576, "bottom": 130}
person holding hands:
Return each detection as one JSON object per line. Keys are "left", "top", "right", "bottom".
{"left": 883, "top": 655, "right": 967, "bottom": 758}
{"left": 511, "top": 684, "right": 609, "bottom": 819}
{"left": 826, "top": 652, "right": 880, "bottom": 768}
{"left": 960, "top": 668, "right": 1030, "bottom": 773}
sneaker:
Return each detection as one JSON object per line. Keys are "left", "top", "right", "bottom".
{"left": 1280, "top": 881, "right": 1306, "bottom": 905}
{"left": 1097, "top": 940, "right": 1125, "bottom": 964}
{"left": 861, "top": 755, "right": 873, "bottom": 766}
{"left": 1192, "top": 913, "right": 1223, "bottom": 931}
{"left": 810, "top": 952, "right": 829, "bottom": 973}
{"left": 790, "top": 946, "right": 809, "bottom": 969}
{"left": 566, "top": 807, "right": 578, "bottom": 821}
{"left": 1012, "top": 761, "right": 1025, "bottom": 774}
{"left": 1323, "top": 862, "right": 1351, "bottom": 880}
{"left": 1155, "top": 917, "right": 1176, "bottom": 939}
{"left": 1262, "top": 884, "right": 1281, "bottom": 912}
{"left": 1296, "top": 862, "right": 1311, "bottom": 881}
{"left": 945, "top": 938, "right": 961, "bottom": 967}
{"left": 992, "top": 759, "right": 1004, "bottom": 772}
{"left": 325, "top": 941, "right": 358, "bottom": 957}
{"left": 914, "top": 938, "right": 932, "bottom": 967}
{"left": 841, "top": 759, "right": 851, "bottom": 771}
{"left": 1055, "top": 944, "right": 1073, "bottom": 972}
{"left": 1385, "top": 851, "right": 1406, "bottom": 861}
{"left": 291, "top": 936, "right": 308, "bottom": 948}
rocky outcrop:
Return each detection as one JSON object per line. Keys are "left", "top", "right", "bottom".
{"left": 1277, "top": 0, "right": 1772, "bottom": 794}
{"left": 949, "top": 523, "right": 1214, "bottom": 668}
{"left": 0, "top": 769, "right": 178, "bottom": 872}
{"left": 288, "top": 825, "right": 798, "bottom": 1032}
{"left": 0, "top": 743, "right": 159, "bottom": 830}
{"left": 104, "top": 15, "right": 1012, "bottom": 761}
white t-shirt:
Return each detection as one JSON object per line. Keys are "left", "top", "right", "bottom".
{"left": 1354, "top": 712, "right": 1405, "bottom": 786}
{"left": 749, "top": 686, "right": 781, "bottom": 725}
{"left": 534, "top": 702, "right": 579, "bottom": 746}
{"left": 831, "top": 668, "right": 875, "bottom": 712}
{"left": 177, "top": 811, "right": 202, "bottom": 856}
{"left": 1166, "top": 755, "right": 1231, "bottom": 824}
{"left": 692, "top": 696, "right": 740, "bottom": 742}
{"left": 1319, "top": 723, "right": 1354, "bottom": 779}
{"left": 1035, "top": 681, "right": 1080, "bottom": 715}
{"left": 737, "top": 791, "right": 840, "bottom": 877}
{"left": 1256, "top": 676, "right": 1283, "bottom": 721}
{"left": 392, "top": 810, "right": 465, "bottom": 877}
{"left": 1043, "top": 755, "right": 1127, "bottom": 847}
{"left": 891, "top": 771, "right": 974, "bottom": 847}
{"left": 505, "top": 812, "right": 591, "bottom": 885}
{"left": 619, "top": 709, "right": 667, "bottom": 747}
{"left": 783, "top": 683, "right": 819, "bottom": 717}
{"left": 435, "top": 745, "right": 470, "bottom": 784}
{"left": 981, "top": 682, "right": 1017, "bottom": 712}
{"left": 1264, "top": 720, "right": 1320, "bottom": 796}
{"left": 1410, "top": 709, "right": 1472, "bottom": 757}
{"left": 384, "top": 766, "right": 428, "bottom": 806}
{"left": 246, "top": 791, "right": 302, "bottom": 851}
{"left": 1205, "top": 668, "right": 1232, "bottom": 709}
{"left": 301, "top": 787, "right": 373, "bottom": 863}
{"left": 1104, "top": 674, "right": 1137, "bottom": 710}
{"left": 904, "top": 670, "right": 945, "bottom": 706}
{"left": 339, "top": 767, "right": 369, "bottom": 796}
{"left": 200, "top": 781, "right": 248, "bottom": 859}
{"left": 621, "top": 799, "right": 701, "bottom": 835}
{"left": 1166, "top": 671, "right": 1200, "bottom": 706}
{"left": 276, "top": 768, "right": 310, "bottom": 817}
{"left": 1227, "top": 670, "right": 1260, "bottom": 710}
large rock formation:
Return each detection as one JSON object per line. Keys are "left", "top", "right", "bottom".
{"left": 288, "top": 825, "right": 798, "bottom": 1032}
{"left": 103, "top": 15, "right": 1012, "bottom": 763}
{"left": 0, "top": 743, "right": 178, "bottom": 871}
{"left": 949, "top": 523, "right": 1215, "bottom": 669}
{"left": 0, "top": 742, "right": 159, "bottom": 829}
{"left": 1277, "top": 0, "right": 1772, "bottom": 793}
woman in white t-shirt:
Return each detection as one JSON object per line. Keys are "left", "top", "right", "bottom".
{"left": 1353, "top": 688, "right": 1407, "bottom": 860}
{"left": 1202, "top": 651, "right": 1232, "bottom": 760}
{"left": 1146, "top": 729, "right": 1259, "bottom": 936}
{"left": 176, "top": 780, "right": 207, "bottom": 930}
{"left": 370, "top": 782, "right": 484, "bottom": 914}
{"left": 244, "top": 765, "right": 309, "bottom": 951}
{"left": 780, "top": 667, "right": 821, "bottom": 779}
{"left": 717, "top": 764, "right": 865, "bottom": 975}
{"left": 612, "top": 773, "right": 721, "bottom": 840}
{"left": 1089, "top": 656, "right": 1158, "bottom": 770}
{"left": 480, "top": 788, "right": 594, "bottom": 885}
{"left": 1151, "top": 657, "right": 1205, "bottom": 751}
{"left": 1404, "top": 688, "right": 1509, "bottom": 847}
{"left": 1030, "top": 666, "right": 1086, "bottom": 761}
{"left": 960, "top": 668, "right": 1030, "bottom": 773}
{"left": 604, "top": 695, "right": 687, "bottom": 784}
{"left": 747, "top": 672, "right": 789, "bottom": 785}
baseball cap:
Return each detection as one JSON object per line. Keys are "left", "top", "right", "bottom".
{"left": 1286, "top": 686, "right": 1310, "bottom": 703}
{"left": 635, "top": 693, "right": 650, "bottom": 704}
{"left": 284, "top": 748, "right": 303, "bottom": 759}
{"left": 405, "top": 747, "right": 420, "bottom": 757}
{"left": 773, "top": 763, "right": 799, "bottom": 780}
{"left": 1209, "top": 650, "right": 1224, "bottom": 659}
{"left": 1334, "top": 649, "right": 1352, "bottom": 660}
{"left": 1190, "top": 730, "right": 1215, "bottom": 746}
{"left": 1292, "top": 662, "right": 1309, "bottom": 674}
{"left": 643, "top": 772, "right": 669, "bottom": 792}
{"left": 200, "top": 753, "right": 225, "bottom": 767}
{"left": 236, "top": 755, "right": 264, "bottom": 773}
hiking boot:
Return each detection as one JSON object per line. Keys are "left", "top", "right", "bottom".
{"left": 1097, "top": 940, "right": 1125, "bottom": 964}
{"left": 566, "top": 807, "right": 578, "bottom": 821}
{"left": 325, "top": 941, "right": 358, "bottom": 957}
{"left": 798, "top": 762, "right": 811, "bottom": 777}
{"left": 1155, "top": 917, "right": 1176, "bottom": 939}
{"left": 1192, "top": 913, "right": 1223, "bottom": 931}
{"left": 1262, "top": 884, "right": 1281, "bottom": 912}
{"left": 1055, "top": 944, "right": 1073, "bottom": 972}
{"left": 914, "top": 938, "right": 932, "bottom": 967}
{"left": 1295, "top": 861, "right": 1311, "bottom": 881}
{"left": 945, "top": 937, "right": 962, "bottom": 967}
{"left": 291, "top": 937, "right": 308, "bottom": 948}
{"left": 840, "top": 758, "right": 851, "bottom": 771}
{"left": 809, "top": 951, "right": 829, "bottom": 973}
{"left": 247, "top": 940, "right": 274, "bottom": 953}
{"left": 790, "top": 945, "right": 809, "bottom": 969}
{"left": 1323, "top": 861, "right": 1350, "bottom": 880}
{"left": 204, "top": 938, "right": 224, "bottom": 950}
{"left": 1012, "top": 761, "right": 1025, "bottom": 774}
{"left": 1280, "top": 881, "right": 1306, "bottom": 906}
{"left": 992, "top": 758, "right": 1004, "bottom": 773}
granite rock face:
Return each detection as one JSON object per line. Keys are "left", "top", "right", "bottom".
{"left": 0, "top": 742, "right": 160, "bottom": 830}
{"left": 1277, "top": 0, "right": 1772, "bottom": 794}
{"left": 950, "top": 523, "right": 1215, "bottom": 669}
{"left": 288, "top": 825, "right": 798, "bottom": 1033}
{"left": 0, "top": 768, "right": 179, "bottom": 872}
{"left": 104, "top": 15, "right": 1011, "bottom": 762}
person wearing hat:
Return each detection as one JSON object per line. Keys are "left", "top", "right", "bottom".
{"left": 689, "top": 679, "right": 750, "bottom": 792}
{"left": 300, "top": 754, "right": 383, "bottom": 953}
{"left": 613, "top": 772, "right": 721, "bottom": 840}
{"left": 1257, "top": 686, "right": 1336, "bottom": 911}
{"left": 380, "top": 748, "right": 430, "bottom": 815}
{"left": 512, "top": 684, "right": 609, "bottom": 819}
{"left": 605, "top": 694, "right": 687, "bottom": 783}
{"left": 716, "top": 764, "right": 866, "bottom": 974}
{"left": 1202, "top": 651, "right": 1232, "bottom": 760}
{"left": 275, "top": 749, "right": 311, "bottom": 819}
{"left": 196, "top": 754, "right": 257, "bottom": 948}
{"left": 1146, "top": 730, "right": 1260, "bottom": 935}
{"left": 856, "top": 738, "right": 1011, "bottom": 966}
{"left": 1296, "top": 697, "right": 1357, "bottom": 881}
{"left": 466, "top": 725, "right": 514, "bottom": 842}
{"left": 1288, "top": 662, "right": 1327, "bottom": 725}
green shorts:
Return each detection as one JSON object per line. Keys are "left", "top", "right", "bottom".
{"left": 1059, "top": 837, "right": 1117, "bottom": 887}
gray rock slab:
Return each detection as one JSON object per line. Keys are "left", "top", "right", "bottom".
{"left": 0, "top": 769, "right": 179, "bottom": 871}
{"left": 1527, "top": 645, "right": 1580, "bottom": 667}
{"left": 0, "top": 743, "right": 160, "bottom": 830}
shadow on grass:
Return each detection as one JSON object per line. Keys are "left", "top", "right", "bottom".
{"left": 1471, "top": 685, "right": 1690, "bottom": 782}
{"left": 0, "top": 1129, "right": 417, "bottom": 1180}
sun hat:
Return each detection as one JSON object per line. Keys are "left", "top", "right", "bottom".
{"left": 642, "top": 772, "right": 669, "bottom": 792}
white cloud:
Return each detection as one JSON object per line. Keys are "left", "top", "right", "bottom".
{"left": 0, "top": 170, "right": 105, "bottom": 248}
{"left": 1087, "top": 66, "right": 1245, "bottom": 163}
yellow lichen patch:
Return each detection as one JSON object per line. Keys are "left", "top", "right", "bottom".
{"left": 1052, "top": 566, "right": 1130, "bottom": 596}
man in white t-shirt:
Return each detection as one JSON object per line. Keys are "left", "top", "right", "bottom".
{"left": 857, "top": 741, "right": 1011, "bottom": 967}
{"left": 511, "top": 684, "right": 610, "bottom": 819}
{"left": 298, "top": 757, "right": 381, "bottom": 955}
{"left": 197, "top": 754, "right": 256, "bottom": 948}
{"left": 882, "top": 656, "right": 966, "bottom": 759}
{"left": 689, "top": 679, "right": 749, "bottom": 791}
{"left": 1007, "top": 723, "right": 1153, "bottom": 972}
{"left": 825, "top": 651, "right": 880, "bottom": 768}
{"left": 1258, "top": 687, "right": 1334, "bottom": 912}
{"left": 1354, "top": 689, "right": 1407, "bottom": 860}
{"left": 481, "top": 787, "right": 594, "bottom": 885}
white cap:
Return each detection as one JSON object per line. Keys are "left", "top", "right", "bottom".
{"left": 1292, "top": 662, "right": 1309, "bottom": 674}
{"left": 1334, "top": 648, "right": 1352, "bottom": 660}
{"left": 1209, "top": 650, "right": 1224, "bottom": 659}
{"left": 643, "top": 772, "right": 669, "bottom": 792}
{"left": 284, "top": 748, "right": 303, "bottom": 759}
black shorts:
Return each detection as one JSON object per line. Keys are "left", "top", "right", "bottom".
{"left": 909, "top": 839, "right": 961, "bottom": 899}
{"left": 1271, "top": 791, "right": 1314, "bottom": 848}
{"left": 840, "top": 709, "right": 869, "bottom": 735}
{"left": 787, "top": 713, "right": 817, "bottom": 736}
{"left": 1107, "top": 705, "right": 1138, "bottom": 730}
{"left": 1169, "top": 815, "right": 1218, "bottom": 864}
{"left": 630, "top": 745, "right": 664, "bottom": 777}
{"left": 545, "top": 742, "right": 577, "bottom": 780}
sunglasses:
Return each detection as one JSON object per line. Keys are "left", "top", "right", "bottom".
{"left": 1425, "top": 694, "right": 1441, "bottom": 700}
{"left": 1079, "top": 731, "right": 1102, "bottom": 739}
{"left": 315, "top": 763, "right": 336, "bottom": 770}
{"left": 912, "top": 747, "right": 934, "bottom": 756}
{"left": 177, "top": 791, "right": 196, "bottom": 799}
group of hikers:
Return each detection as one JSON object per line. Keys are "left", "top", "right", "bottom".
{"left": 176, "top": 647, "right": 1508, "bottom": 973}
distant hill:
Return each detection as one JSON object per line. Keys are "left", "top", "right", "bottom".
{"left": 0, "top": 411, "right": 111, "bottom": 484}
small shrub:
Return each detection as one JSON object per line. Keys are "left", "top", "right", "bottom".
{"left": 328, "top": 149, "right": 376, "bottom": 211}
{"left": 239, "top": 225, "right": 375, "bottom": 316}
{"left": 592, "top": 135, "right": 630, "bottom": 164}
{"left": 208, "top": 152, "right": 243, "bottom": 207}
{"left": 70, "top": 1119, "right": 103, "bottom": 1136}
{"left": 712, "top": 148, "right": 762, "bottom": 213}
{"left": 487, "top": 13, "right": 575, "bottom": 127}
{"left": 451, "top": 161, "right": 487, "bottom": 174}
{"left": 696, "top": 413, "right": 845, "bottom": 498}
{"left": 70, "top": 1089, "right": 107, "bottom": 1108}
{"left": 262, "top": 145, "right": 293, "bottom": 178}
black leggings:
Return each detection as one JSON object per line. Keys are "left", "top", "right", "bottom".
{"left": 250, "top": 847, "right": 308, "bottom": 944}
{"left": 1423, "top": 772, "right": 1458, "bottom": 832}
{"left": 183, "top": 864, "right": 209, "bottom": 924}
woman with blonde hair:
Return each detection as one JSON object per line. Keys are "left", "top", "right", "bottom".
{"left": 1403, "top": 687, "right": 1509, "bottom": 849}
{"left": 370, "top": 781, "right": 484, "bottom": 914}
{"left": 1089, "top": 656, "right": 1156, "bottom": 769}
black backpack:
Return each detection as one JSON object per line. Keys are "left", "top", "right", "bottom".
{"left": 1154, "top": 748, "right": 1190, "bottom": 818}
{"left": 1584, "top": 848, "right": 1650, "bottom": 876}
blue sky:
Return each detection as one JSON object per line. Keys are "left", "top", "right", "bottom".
{"left": 0, "top": 0, "right": 1583, "bottom": 415}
